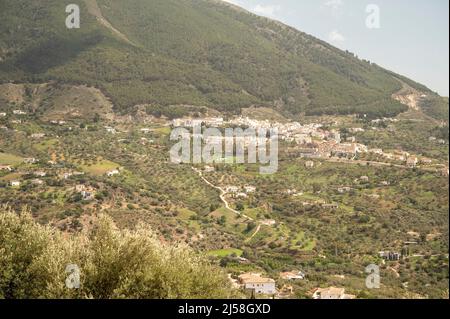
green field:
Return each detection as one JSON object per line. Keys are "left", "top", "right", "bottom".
{"left": 79, "top": 159, "right": 120, "bottom": 176}
{"left": 0, "top": 152, "right": 24, "bottom": 165}
{"left": 207, "top": 248, "right": 243, "bottom": 257}
{"left": 33, "top": 138, "right": 58, "bottom": 152}
{"left": 152, "top": 127, "right": 171, "bottom": 136}
{"left": 0, "top": 172, "right": 22, "bottom": 181}
{"left": 177, "top": 208, "right": 197, "bottom": 219}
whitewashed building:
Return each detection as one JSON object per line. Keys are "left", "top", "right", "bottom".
{"left": 0, "top": 165, "right": 12, "bottom": 172}
{"left": 313, "top": 287, "right": 356, "bottom": 299}
{"left": 10, "top": 180, "right": 21, "bottom": 187}
{"left": 106, "top": 169, "right": 120, "bottom": 177}
{"left": 280, "top": 270, "right": 306, "bottom": 281}
{"left": 238, "top": 273, "right": 276, "bottom": 295}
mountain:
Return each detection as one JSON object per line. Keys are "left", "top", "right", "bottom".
{"left": 0, "top": 0, "right": 447, "bottom": 120}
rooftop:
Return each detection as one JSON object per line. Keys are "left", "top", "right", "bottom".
{"left": 238, "top": 273, "right": 275, "bottom": 284}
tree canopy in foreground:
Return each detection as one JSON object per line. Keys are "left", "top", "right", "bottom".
{"left": 0, "top": 207, "right": 237, "bottom": 299}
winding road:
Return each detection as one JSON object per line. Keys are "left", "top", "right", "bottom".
{"left": 192, "top": 167, "right": 261, "bottom": 240}
{"left": 192, "top": 167, "right": 253, "bottom": 220}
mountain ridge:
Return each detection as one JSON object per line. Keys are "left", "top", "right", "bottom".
{"left": 0, "top": 0, "right": 447, "bottom": 121}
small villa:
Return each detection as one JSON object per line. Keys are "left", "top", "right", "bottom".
{"left": 0, "top": 165, "right": 12, "bottom": 172}
{"left": 10, "top": 180, "right": 21, "bottom": 187}
{"left": 244, "top": 185, "right": 256, "bottom": 193}
{"left": 204, "top": 165, "right": 215, "bottom": 173}
{"left": 106, "top": 169, "right": 120, "bottom": 177}
{"left": 24, "top": 158, "right": 39, "bottom": 164}
{"left": 312, "top": 287, "right": 356, "bottom": 300}
{"left": 34, "top": 171, "right": 47, "bottom": 177}
{"left": 305, "top": 161, "right": 314, "bottom": 168}
{"left": 30, "top": 133, "right": 46, "bottom": 139}
{"left": 31, "top": 179, "right": 44, "bottom": 185}
{"left": 225, "top": 186, "right": 239, "bottom": 193}
{"left": 280, "top": 270, "right": 306, "bottom": 281}
{"left": 238, "top": 273, "right": 276, "bottom": 295}
{"left": 406, "top": 156, "right": 418, "bottom": 168}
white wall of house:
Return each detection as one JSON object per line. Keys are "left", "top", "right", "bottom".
{"left": 244, "top": 282, "right": 276, "bottom": 295}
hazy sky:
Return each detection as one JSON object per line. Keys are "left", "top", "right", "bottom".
{"left": 223, "top": 0, "right": 449, "bottom": 96}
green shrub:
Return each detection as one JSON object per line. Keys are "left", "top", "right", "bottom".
{"left": 0, "top": 206, "right": 237, "bottom": 299}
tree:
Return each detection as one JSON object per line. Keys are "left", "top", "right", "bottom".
{"left": 312, "top": 183, "right": 321, "bottom": 193}
{"left": 0, "top": 207, "right": 238, "bottom": 299}
{"left": 246, "top": 222, "right": 256, "bottom": 233}
{"left": 218, "top": 215, "right": 227, "bottom": 226}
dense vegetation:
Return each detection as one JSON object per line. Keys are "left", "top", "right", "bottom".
{"left": 0, "top": 0, "right": 435, "bottom": 119}
{"left": 421, "top": 96, "right": 450, "bottom": 122}
{"left": 0, "top": 0, "right": 448, "bottom": 300}
{"left": 0, "top": 206, "right": 235, "bottom": 299}
{"left": 0, "top": 108, "right": 447, "bottom": 298}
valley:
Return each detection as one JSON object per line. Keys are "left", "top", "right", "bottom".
{"left": 0, "top": 0, "right": 448, "bottom": 301}
{"left": 0, "top": 80, "right": 448, "bottom": 299}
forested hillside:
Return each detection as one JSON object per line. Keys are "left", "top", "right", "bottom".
{"left": 0, "top": 0, "right": 443, "bottom": 119}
